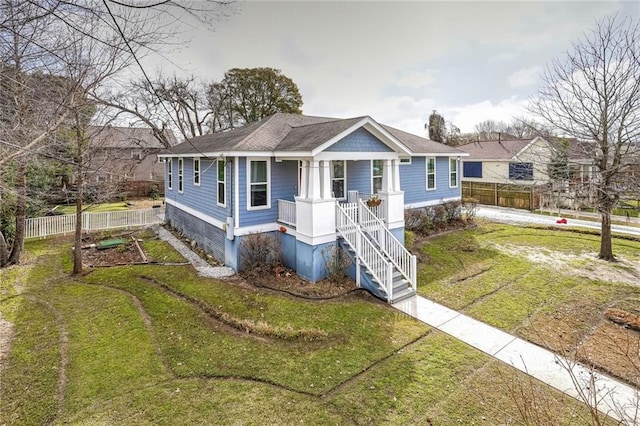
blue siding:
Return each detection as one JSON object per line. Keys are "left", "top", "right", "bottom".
{"left": 164, "top": 157, "right": 231, "bottom": 224}
{"left": 346, "top": 160, "right": 372, "bottom": 194}
{"left": 401, "top": 157, "right": 461, "bottom": 205}
{"left": 166, "top": 203, "right": 226, "bottom": 264}
{"left": 326, "top": 128, "right": 393, "bottom": 152}
{"left": 296, "top": 240, "right": 333, "bottom": 281}
{"left": 239, "top": 158, "right": 298, "bottom": 227}
{"left": 279, "top": 232, "right": 297, "bottom": 270}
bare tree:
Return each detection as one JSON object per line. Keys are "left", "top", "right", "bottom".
{"left": 102, "top": 72, "right": 211, "bottom": 146}
{"left": 474, "top": 119, "right": 510, "bottom": 140}
{"left": 0, "top": 0, "right": 232, "bottom": 267}
{"left": 530, "top": 15, "right": 640, "bottom": 261}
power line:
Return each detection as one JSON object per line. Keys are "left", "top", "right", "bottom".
{"left": 100, "top": 0, "right": 212, "bottom": 160}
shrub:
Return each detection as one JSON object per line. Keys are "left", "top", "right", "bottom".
{"left": 462, "top": 197, "right": 479, "bottom": 223}
{"left": 406, "top": 208, "right": 432, "bottom": 233}
{"left": 432, "top": 205, "right": 447, "bottom": 227}
{"left": 404, "top": 230, "right": 415, "bottom": 249}
{"left": 322, "top": 245, "right": 351, "bottom": 284}
{"left": 405, "top": 208, "right": 434, "bottom": 235}
{"left": 442, "top": 200, "right": 462, "bottom": 222}
{"left": 240, "top": 232, "right": 281, "bottom": 273}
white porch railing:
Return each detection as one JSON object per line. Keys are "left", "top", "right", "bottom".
{"left": 25, "top": 207, "right": 165, "bottom": 239}
{"left": 346, "top": 190, "right": 384, "bottom": 220}
{"left": 336, "top": 203, "right": 393, "bottom": 299}
{"left": 277, "top": 199, "right": 296, "bottom": 227}
{"left": 358, "top": 199, "right": 417, "bottom": 289}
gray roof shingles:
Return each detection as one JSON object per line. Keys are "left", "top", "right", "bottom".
{"left": 163, "top": 112, "right": 463, "bottom": 156}
{"left": 457, "top": 139, "right": 532, "bottom": 160}
{"left": 89, "top": 125, "right": 177, "bottom": 149}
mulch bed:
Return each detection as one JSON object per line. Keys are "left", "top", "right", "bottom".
{"left": 243, "top": 266, "right": 358, "bottom": 298}
{"left": 81, "top": 231, "right": 148, "bottom": 267}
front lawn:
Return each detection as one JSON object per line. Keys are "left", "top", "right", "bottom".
{"left": 418, "top": 223, "right": 640, "bottom": 388}
{"left": 0, "top": 229, "right": 622, "bottom": 424}
{"left": 54, "top": 201, "right": 130, "bottom": 214}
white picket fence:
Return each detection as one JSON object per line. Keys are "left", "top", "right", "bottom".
{"left": 25, "top": 207, "right": 166, "bottom": 239}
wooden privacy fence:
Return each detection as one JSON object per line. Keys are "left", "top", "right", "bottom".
{"left": 462, "top": 181, "right": 542, "bottom": 210}
{"left": 25, "top": 207, "right": 165, "bottom": 239}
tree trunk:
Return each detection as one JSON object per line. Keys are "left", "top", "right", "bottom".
{"left": 0, "top": 230, "right": 8, "bottom": 267}
{"left": 73, "top": 134, "right": 83, "bottom": 275}
{"left": 599, "top": 210, "right": 615, "bottom": 261}
{"left": 7, "top": 160, "right": 27, "bottom": 266}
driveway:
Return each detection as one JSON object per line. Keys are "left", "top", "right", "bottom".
{"left": 476, "top": 206, "right": 640, "bottom": 237}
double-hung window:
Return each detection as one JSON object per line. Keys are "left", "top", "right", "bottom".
{"left": 449, "top": 157, "right": 458, "bottom": 188}
{"left": 372, "top": 160, "right": 383, "bottom": 194}
{"left": 248, "top": 159, "right": 269, "bottom": 209}
{"left": 331, "top": 160, "right": 346, "bottom": 199}
{"left": 217, "top": 160, "right": 226, "bottom": 207}
{"left": 167, "top": 158, "right": 173, "bottom": 190}
{"left": 426, "top": 157, "right": 436, "bottom": 190}
{"left": 178, "top": 158, "right": 184, "bottom": 192}
{"left": 509, "top": 162, "right": 534, "bottom": 180}
{"left": 193, "top": 158, "right": 200, "bottom": 186}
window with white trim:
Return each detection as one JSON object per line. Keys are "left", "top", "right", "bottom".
{"left": 331, "top": 160, "right": 346, "bottom": 199}
{"left": 217, "top": 160, "right": 226, "bottom": 207}
{"left": 178, "top": 158, "right": 183, "bottom": 193}
{"left": 426, "top": 157, "right": 436, "bottom": 190}
{"left": 248, "top": 159, "right": 269, "bottom": 209}
{"left": 372, "top": 160, "right": 383, "bottom": 194}
{"left": 167, "top": 158, "right": 173, "bottom": 190}
{"left": 193, "top": 158, "right": 200, "bottom": 185}
{"left": 400, "top": 157, "right": 412, "bottom": 165}
{"left": 449, "top": 157, "right": 458, "bottom": 188}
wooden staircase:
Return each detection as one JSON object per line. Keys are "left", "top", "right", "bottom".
{"left": 336, "top": 200, "right": 417, "bottom": 304}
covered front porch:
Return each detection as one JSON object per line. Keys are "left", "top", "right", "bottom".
{"left": 276, "top": 157, "right": 405, "bottom": 232}
{"left": 274, "top": 157, "right": 414, "bottom": 303}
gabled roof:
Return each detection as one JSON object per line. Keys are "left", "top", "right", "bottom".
{"left": 382, "top": 125, "right": 467, "bottom": 155}
{"left": 88, "top": 125, "right": 177, "bottom": 149}
{"left": 161, "top": 112, "right": 464, "bottom": 157}
{"left": 457, "top": 139, "right": 534, "bottom": 160}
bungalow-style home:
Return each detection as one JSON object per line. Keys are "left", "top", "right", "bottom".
{"left": 87, "top": 125, "right": 177, "bottom": 184}
{"left": 458, "top": 137, "right": 554, "bottom": 185}
{"left": 158, "top": 113, "right": 466, "bottom": 303}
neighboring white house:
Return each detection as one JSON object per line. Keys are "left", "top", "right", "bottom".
{"left": 458, "top": 137, "right": 554, "bottom": 185}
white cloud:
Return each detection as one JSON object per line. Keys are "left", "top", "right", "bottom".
{"left": 508, "top": 66, "right": 543, "bottom": 89}
{"left": 395, "top": 70, "right": 435, "bottom": 89}
{"left": 446, "top": 97, "right": 530, "bottom": 133}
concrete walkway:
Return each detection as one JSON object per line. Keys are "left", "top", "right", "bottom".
{"left": 393, "top": 295, "right": 640, "bottom": 424}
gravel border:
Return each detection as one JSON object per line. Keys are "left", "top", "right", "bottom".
{"left": 155, "top": 226, "right": 235, "bottom": 278}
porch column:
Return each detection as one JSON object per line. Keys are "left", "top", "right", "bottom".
{"left": 299, "top": 160, "right": 308, "bottom": 198}
{"left": 321, "top": 160, "right": 332, "bottom": 200}
{"left": 377, "top": 158, "right": 405, "bottom": 237}
{"left": 308, "top": 160, "right": 321, "bottom": 200}
{"left": 392, "top": 159, "right": 401, "bottom": 191}
{"left": 382, "top": 159, "right": 393, "bottom": 192}
{"left": 294, "top": 159, "right": 337, "bottom": 282}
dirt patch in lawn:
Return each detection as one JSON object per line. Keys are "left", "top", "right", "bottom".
{"left": 492, "top": 243, "right": 640, "bottom": 287}
{"left": 577, "top": 322, "right": 640, "bottom": 388}
{"left": 490, "top": 242, "right": 640, "bottom": 387}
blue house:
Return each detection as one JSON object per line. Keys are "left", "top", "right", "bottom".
{"left": 158, "top": 113, "right": 466, "bottom": 303}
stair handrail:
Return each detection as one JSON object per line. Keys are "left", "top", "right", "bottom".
{"left": 336, "top": 203, "right": 394, "bottom": 300}
{"left": 358, "top": 199, "right": 417, "bottom": 289}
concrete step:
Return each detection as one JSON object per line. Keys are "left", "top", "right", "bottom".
{"left": 390, "top": 286, "right": 415, "bottom": 304}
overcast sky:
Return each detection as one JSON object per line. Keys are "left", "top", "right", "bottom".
{"left": 149, "top": 0, "right": 639, "bottom": 136}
